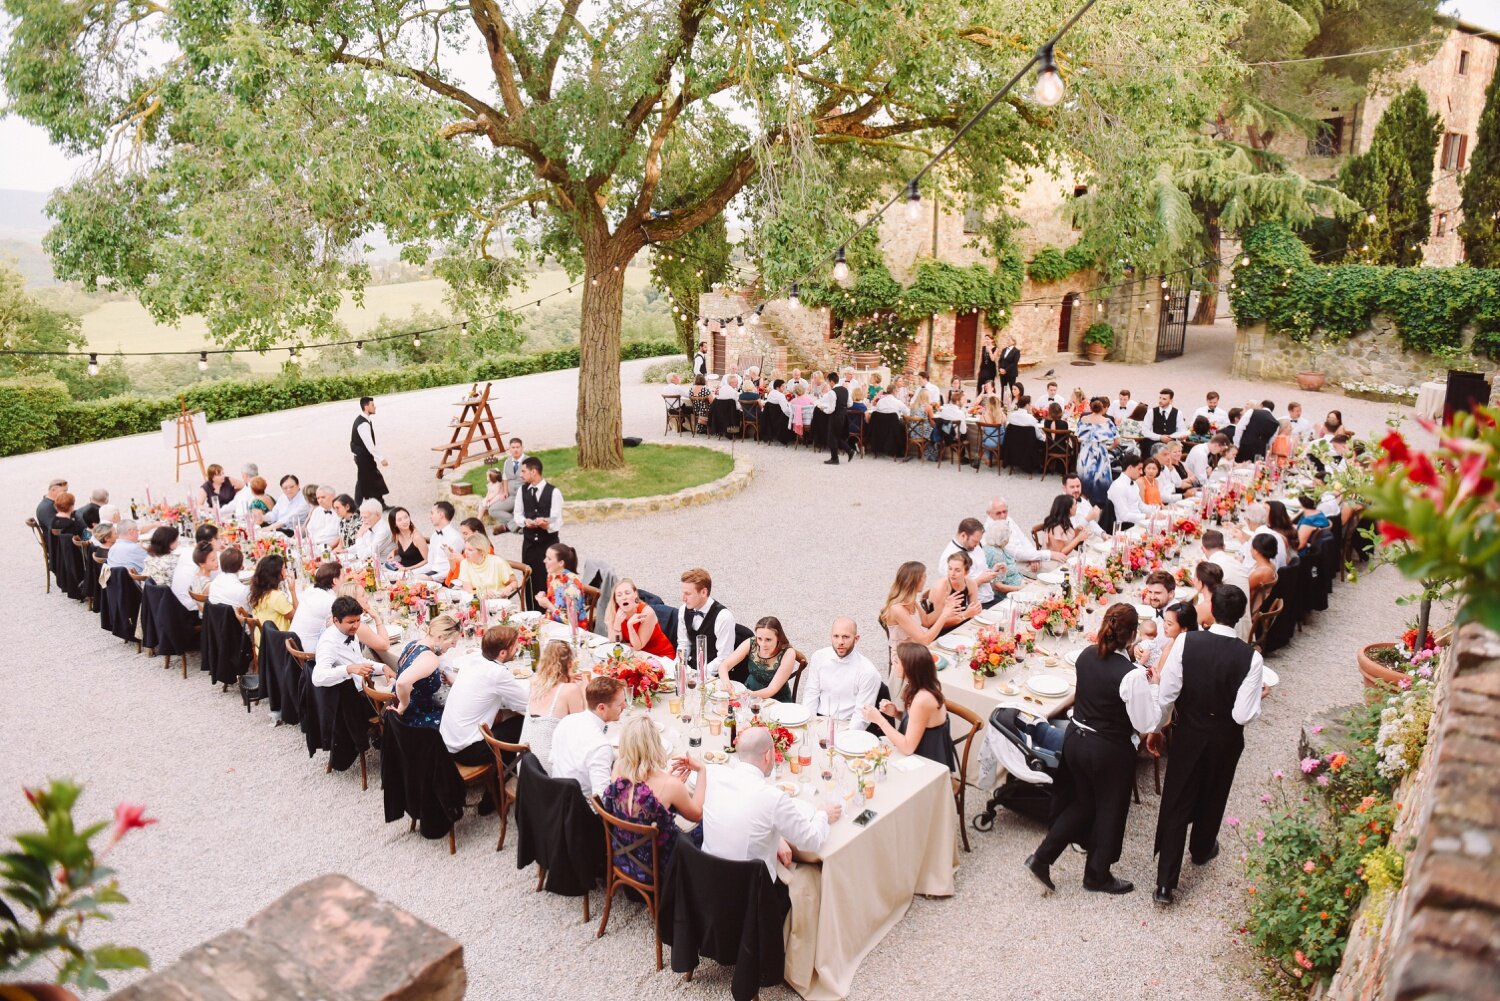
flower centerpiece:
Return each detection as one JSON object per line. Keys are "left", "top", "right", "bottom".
{"left": 1080, "top": 563, "right": 1123, "bottom": 604}
{"left": 498, "top": 614, "right": 537, "bottom": 652}
{"left": 967, "top": 626, "right": 1018, "bottom": 678}
{"left": 601, "top": 646, "right": 667, "bottom": 708}
{"left": 251, "top": 534, "right": 288, "bottom": 562}
{"left": 1030, "top": 596, "right": 1080, "bottom": 636}
{"left": 388, "top": 580, "right": 432, "bottom": 610}
{"left": 1172, "top": 516, "right": 1201, "bottom": 540}
{"left": 769, "top": 726, "right": 797, "bottom": 762}
{"left": 864, "top": 741, "right": 891, "bottom": 777}
{"left": 355, "top": 559, "right": 379, "bottom": 593}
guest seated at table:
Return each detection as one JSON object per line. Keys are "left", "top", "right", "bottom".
{"left": 186, "top": 542, "right": 217, "bottom": 601}
{"left": 1266, "top": 501, "right": 1300, "bottom": 556}
{"left": 701, "top": 726, "right": 839, "bottom": 879}
{"left": 880, "top": 561, "right": 961, "bottom": 680}
{"left": 718, "top": 616, "right": 800, "bottom": 702}
{"left": 1151, "top": 602, "right": 1198, "bottom": 672}
{"left": 331, "top": 582, "right": 392, "bottom": 655}
{"left": 1156, "top": 442, "right": 1197, "bottom": 497}
{"left": 78, "top": 488, "right": 106, "bottom": 532}
{"left": 766, "top": 378, "right": 790, "bottom": 415}
{"left": 663, "top": 372, "right": 687, "bottom": 413}
{"left": 1185, "top": 434, "right": 1229, "bottom": 485}
{"left": 106, "top": 519, "right": 147, "bottom": 572}
{"left": 331, "top": 494, "right": 359, "bottom": 552}
{"left": 550, "top": 675, "right": 627, "bottom": 797}
{"left": 1186, "top": 415, "right": 1213, "bottom": 444}
{"left": 1192, "top": 562, "right": 1222, "bottom": 630}
{"left": 1293, "top": 495, "right": 1332, "bottom": 554}
{"left": 873, "top": 385, "right": 910, "bottom": 416}
{"left": 866, "top": 372, "right": 885, "bottom": 401}
{"left": 1228, "top": 503, "right": 1288, "bottom": 570}
{"left": 1118, "top": 402, "right": 1148, "bottom": 441}
{"left": 442, "top": 624, "right": 530, "bottom": 767}
{"left": 605, "top": 578, "right": 675, "bottom": 658}
{"left": 798, "top": 617, "right": 881, "bottom": 721}
{"left": 1139, "top": 457, "right": 1172, "bottom": 506}
{"left": 207, "top": 547, "right": 251, "bottom": 611}
{"left": 1009, "top": 380, "right": 1026, "bottom": 411}
{"left": 142, "top": 526, "right": 181, "bottom": 585}
{"left": 738, "top": 378, "right": 762, "bottom": 405}
{"left": 688, "top": 374, "right": 712, "bottom": 433}
{"left": 1043, "top": 402, "right": 1068, "bottom": 433}
{"left": 927, "top": 551, "right": 982, "bottom": 637}
{"left": 305, "top": 486, "right": 342, "bottom": 552}
{"left": 349, "top": 498, "right": 393, "bottom": 562}
{"left": 536, "top": 543, "right": 588, "bottom": 625}
{"left": 312, "top": 596, "right": 377, "bottom": 688}
{"left": 1067, "top": 388, "right": 1088, "bottom": 419}
{"left": 289, "top": 561, "right": 342, "bottom": 652}
{"left": 1063, "top": 474, "right": 1104, "bottom": 537}
{"left": 984, "top": 496, "right": 1053, "bottom": 567}
{"left": 1005, "top": 396, "right": 1044, "bottom": 441}
{"left": 1269, "top": 420, "right": 1295, "bottom": 466}
{"left": 522, "top": 640, "right": 584, "bottom": 772}
{"left": 247, "top": 553, "right": 298, "bottom": 634}
{"left": 243, "top": 476, "right": 272, "bottom": 524}
{"left": 91, "top": 523, "right": 115, "bottom": 554}
{"left": 862, "top": 643, "right": 957, "bottom": 769}
{"left": 392, "top": 614, "right": 462, "bottom": 730}
{"left": 1107, "top": 389, "right": 1134, "bottom": 424}
{"left": 386, "top": 506, "right": 428, "bottom": 569}
{"left": 1039, "top": 495, "right": 1087, "bottom": 557}
{"left": 716, "top": 372, "right": 741, "bottom": 401}
{"left": 455, "top": 534, "right": 520, "bottom": 601}
{"left": 601, "top": 716, "right": 708, "bottom": 883}
{"left": 1247, "top": 534, "right": 1280, "bottom": 614}
{"left": 267, "top": 474, "right": 310, "bottom": 535}
{"left": 787, "top": 380, "right": 816, "bottom": 439}
{"left": 1106, "top": 453, "right": 1155, "bottom": 530}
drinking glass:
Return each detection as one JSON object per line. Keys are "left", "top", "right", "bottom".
{"left": 688, "top": 723, "right": 703, "bottom": 749}
{"left": 668, "top": 695, "right": 684, "bottom": 716}
{"left": 707, "top": 716, "right": 723, "bottom": 737}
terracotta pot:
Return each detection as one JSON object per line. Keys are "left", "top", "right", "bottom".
{"left": 1296, "top": 371, "right": 1326, "bottom": 391}
{"left": 0, "top": 986, "right": 83, "bottom": 1001}
{"left": 1085, "top": 344, "right": 1107, "bottom": 361}
{"left": 449, "top": 481, "right": 473, "bottom": 496}
{"left": 1357, "top": 642, "right": 1407, "bottom": 699}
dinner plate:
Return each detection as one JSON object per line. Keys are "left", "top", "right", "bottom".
{"left": 1133, "top": 603, "right": 1159, "bottom": 621}
{"left": 933, "top": 653, "right": 952, "bottom": 672}
{"left": 1037, "top": 571, "right": 1066, "bottom": 585}
{"left": 834, "top": 730, "right": 879, "bottom": 757}
{"left": 1262, "top": 666, "right": 1280, "bottom": 688}
{"left": 933, "top": 635, "right": 968, "bottom": 653}
{"left": 708, "top": 681, "right": 747, "bottom": 700}
{"left": 385, "top": 623, "right": 404, "bottom": 640}
{"left": 1086, "top": 539, "right": 1112, "bottom": 553}
{"left": 762, "top": 702, "right": 812, "bottom": 727}
{"left": 1063, "top": 649, "right": 1081, "bottom": 666}
{"left": 1175, "top": 586, "right": 1196, "bottom": 600}
{"left": 1026, "top": 674, "right": 1072, "bottom": 699}
{"left": 513, "top": 610, "right": 543, "bottom": 626}
{"left": 704, "top": 750, "right": 728, "bottom": 764}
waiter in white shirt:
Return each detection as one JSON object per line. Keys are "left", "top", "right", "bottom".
{"left": 351, "top": 397, "right": 389, "bottom": 507}
{"left": 312, "top": 597, "right": 377, "bottom": 689}
{"left": 510, "top": 457, "right": 563, "bottom": 604}
{"left": 1148, "top": 585, "right": 1263, "bottom": 905}
{"left": 421, "top": 501, "right": 463, "bottom": 579}
{"left": 1192, "top": 392, "right": 1231, "bottom": 430}
{"left": 677, "top": 567, "right": 736, "bottom": 678}
{"left": 549, "top": 676, "right": 627, "bottom": 797}
{"left": 798, "top": 618, "right": 881, "bottom": 720}
{"left": 692, "top": 339, "right": 709, "bottom": 378}
{"left": 983, "top": 496, "right": 1053, "bottom": 565}
{"left": 701, "top": 727, "right": 840, "bottom": 879}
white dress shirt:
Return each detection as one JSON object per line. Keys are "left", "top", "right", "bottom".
{"left": 356, "top": 417, "right": 385, "bottom": 462}
{"left": 1107, "top": 400, "right": 1134, "bottom": 424}
{"left": 268, "top": 491, "right": 310, "bottom": 531}
{"left": 1117, "top": 665, "right": 1165, "bottom": 735}
{"left": 312, "top": 624, "right": 371, "bottom": 689}
{"left": 1148, "top": 406, "right": 1185, "bottom": 439}
{"left": 798, "top": 647, "right": 881, "bottom": 720}
{"left": 1239, "top": 525, "right": 1289, "bottom": 570}
{"left": 1207, "top": 549, "right": 1253, "bottom": 596}
{"left": 423, "top": 523, "right": 463, "bottom": 578}
{"left": 701, "top": 760, "right": 830, "bottom": 879}
{"left": 1004, "top": 408, "right": 1044, "bottom": 441}
{"left": 1232, "top": 410, "right": 1253, "bottom": 448}
{"left": 922, "top": 381, "right": 943, "bottom": 404}
{"left": 766, "top": 388, "right": 790, "bottom": 418}
{"left": 983, "top": 515, "right": 1052, "bottom": 564}
{"left": 716, "top": 381, "right": 740, "bottom": 401}
{"left": 170, "top": 548, "right": 202, "bottom": 611}
{"left": 1154, "top": 625, "right": 1264, "bottom": 729}
{"left": 1184, "top": 442, "right": 1215, "bottom": 485}
{"left": 873, "top": 394, "right": 910, "bottom": 416}
{"left": 289, "top": 586, "right": 339, "bottom": 653}
{"left": 439, "top": 652, "right": 530, "bottom": 753}
{"left": 940, "top": 539, "right": 994, "bottom": 605}
{"left": 1193, "top": 405, "right": 1231, "bottom": 428}
{"left": 1107, "top": 475, "right": 1155, "bottom": 527}
{"left": 549, "top": 710, "right": 613, "bottom": 797}
{"left": 207, "top": 573, "right": 250, "bottom": 612}
{"left": 1283, "top": 415, "right": 1315, "bottom": 441}
{"left": 306, "top": 506, "right": 342, "bottom": 549}
{"left": 676, "top": 598, "right": 736, "bottom": 676}
{"left": 510, "top": 479, "right": 565, "bottom": 534}
{"left": 1071, "top": 497, "right": 1104, "bottom": 537}
{"left": 1317, "top": 492, "right": 1341, "bottom": 519}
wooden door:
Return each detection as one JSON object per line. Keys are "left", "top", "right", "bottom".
{"left": 953, "top": 312, "right": 978, "bottom": 381}
{"left": 1058, "top": 294, "right": 1077, "bottom": 351}
{"left": 712, "top": 331, "right": 727, "bottom": 374}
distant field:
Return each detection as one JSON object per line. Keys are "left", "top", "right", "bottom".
{"left": 80, "top": 268, "right": 658, "bottom": 374}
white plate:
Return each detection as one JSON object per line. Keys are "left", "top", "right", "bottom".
{"left": 933, "top": 634, "right": 969, "bottom": 653}
{"left": 513, "top": 610, "right": 543, "bottom": 625}
{"left": 1086, "top": 539, "right": 1112, "bottom": 553}
{"left": 1063, "top": 648, "right": 1081, "bottom": 666}
{"left": 1133, "top": 603, "right": 1158, "bottom": 621}
{"left": 834, "top": 730, "right": 879, "bottom": 756}
{"left": 385, "top": 623, "right": 404, "bottom": 640}
{"left": 762, "top": 702, "right": 812, "bottom": 727}
{"left": 1175, "top": 586, "right": 1196, "bottom": 601}
{"left": 1037, "top": 571, "right": 1065, "bottom": 585}
{"left": 708, "top": 681, "right": 747, "bottom": 700}
{"left": 1262, "top": 666, "right": 1280, "bottom": 688}
{"left": 1026, "top": 674, "right": 1072, "bottom": 698}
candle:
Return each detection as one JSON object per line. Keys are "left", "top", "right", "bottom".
{"left": 212, "top": 497, "right": 220, "bottom": 524}
{"left": 145, "top": 487, "right": 153, "bottom": 507}
{"left": 1009, "top": 601, "right": 1017, "bottom": 633}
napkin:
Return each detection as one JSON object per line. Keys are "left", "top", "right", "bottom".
{"left": 891, "top": 756, "right": 924, "bottom": 773}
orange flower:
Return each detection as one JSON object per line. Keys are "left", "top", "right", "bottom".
{"left": 1247, "top": 885, "right": 1257, "bottom": 895}
{"left": 1319, "top": 911, "right": 1329, "bottom": 921}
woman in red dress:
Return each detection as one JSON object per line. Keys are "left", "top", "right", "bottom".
{"left": 605, "top": 579, "right": 675, "bottom": 658}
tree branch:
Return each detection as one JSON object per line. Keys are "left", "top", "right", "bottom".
{"left": 643, "top": 143, "right": 768, "bottom": 243}
{"left": 467, "top": 0, "right": 529, "bottom": 120}
{"left": 537, "top": 0, "right": 584, "bottom": 100}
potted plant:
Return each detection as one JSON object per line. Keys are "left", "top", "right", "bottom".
{"left": 1296, "top": 343, "right": 1328, "bottom": 391}
{"left": 1, "top": 781, "right": 154, "bottom": 995}
{"left": 1082, "top": 321, "right": 1113, "bottom": 361}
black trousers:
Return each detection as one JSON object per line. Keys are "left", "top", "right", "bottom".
{"left": 353, "top": 455, "right": 388, "bottom": 507}
{"left": 827, "top": 411, "right": 852, "bottom": 462}
{"left": 1034, "top": 726, "right": 1135, "bottom": 883}
{"left": 1154, "top": 724, "right": 1244, "bottom": 890}
{"left": 450, "top": 713, "right": 525, "bottom": 765}
{"left": 521, "top": 531, "right": 557, "bottom": 603}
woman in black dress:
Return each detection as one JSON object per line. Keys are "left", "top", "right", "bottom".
{"left": 861, "top": 642, "right": 956, "bottom": 770}
{"left": 977, "top": 333, "right": 999, "bottom": 393}
{"left": 386, "top": 506, "right": 428, "bottom": 568}
{"left": 1026, "top": 603, "right": 1159, "bottom": 895}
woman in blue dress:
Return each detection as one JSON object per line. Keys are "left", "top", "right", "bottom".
{"left": 600, "top": 716, "right": 705, "bottom": 885}
{"left": 392, "top": 613, "right": 463, "bottom": 729}
{"left": 1076, "top": 397, "right": 1118, "bottom": 507}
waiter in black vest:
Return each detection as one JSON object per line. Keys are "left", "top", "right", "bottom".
{"left": 1150, "top": 584, "right": 1264, "bottom": 905}
{"left": 675, "top": 567, "right": 736, "bottom": 680}
{"left": 1148, "top": 388, "right": 1184, "bottom": 446}
{"left": 823, "top": 371, "right": 854, "bottom": 465}
{"left": 510, "top": 456, "right": 562, "bottom": 604}
{"left": 1234, "top": 400, "right": 1280, "bottom": 463}
{"left": 692, "top": 340, "right": 709, "bottom": 379}
{"left": 351, "top": 397, "right": 389, "bottom": 507}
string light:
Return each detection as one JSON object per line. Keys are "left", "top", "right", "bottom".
{"left": 736, "top": 315, "right": 744, "bottom": 328}
{"left": 87, "top": 353, "right": 98, "bottom": 377}
{"left": 198, "top": 351, "right": 209, "bottom": 372}
{"left": 748, "top": 307, "right": 761, "bottom": 326}
{"left": 1366, "top": 213, "right": 1377, "bottom": 225}
{"left": 1241, "top": 255, "right": 1251, "bottom": 266}
{"left": 288, "top": 347, "right": 300, "bottom": 364}
{"left": 1033, "top": 44, "right": 1065, "bottom": 106}
{"left": 412, "top": 334, "right": 422, "bottom": 348}
{"left": 905, "top": 180, "right": 921, "bottom": 222}
{"left": 833, "top": 247, "right": 849, "bottom": 282}
{"left": 355, "top": 341, "right": 364, "bottom": 357}
{"left": 789, "top": 284, "right": 802, "bottom": 308}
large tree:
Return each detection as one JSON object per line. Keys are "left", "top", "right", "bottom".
{"left": 1339, "top": 83, "right": 1442, "bottom": 266}
{"left": 1459, "top": 59, "right": 1500, "bottom": 267}
{"left": 5, "top": 0, "right": 1240, "bottom": 468}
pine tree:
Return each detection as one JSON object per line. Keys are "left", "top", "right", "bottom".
{"left": 1340, "top": 84, "right": 1442, "bottom": 266}
{"left": 1459, "top": 63, "right": 1500, "bottom": 267}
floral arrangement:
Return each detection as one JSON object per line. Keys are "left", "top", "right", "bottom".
{"left": 148, "top": 501, "right": 192, "bottom": 525}
{"left": 1175, "top": 565, "right": 1196, "bottom": 588}
{"left": 966, "top": 626, "right": 1018, "bottom": 676}
{"left": 355, "top": 560, "right": 379, "bottom": 593}
{"left": 1, "top": 781, "right": 154, "bottom": 991}
{"left": 499, "top": 614, "right": 537, "bottom": 651}
{"left": 1029, "top": 596, "right": 1079, "bottom": 636}
{"left": 1030, "top": 406, "right": 1050, "bottom": 421}
{"left": 250, "top": 534, "right": 288, "bottom": 562}
{"left": 1014, "top": 629, "right": 1036, "bottom": 654}
{"left": 769, "top": 725, "right": 797, "bottom": 759}
{"left": 388, "top": 580, "right": 433, "bottom": 609}
{"left": 1172, "top": 516, "right": 1201, "bottom": 538}
{"left": 1339, "top": 380, "right": 1419, "bottom": 400}
{"left": 1374, "top": 679, "right": 1434, "bottom": 781}
{"left": 863, "top": 742, "right": 891, "bottom": 773}
{"left": 1080, "top": 563, "right": 1123, "bottom": 602}
{"left": 601, "top": 647, "right": 667, "bottom": 707}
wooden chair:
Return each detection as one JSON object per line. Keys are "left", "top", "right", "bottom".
{"left": 479, "top": 725, "right": 529, "bottom": 851}
{"left": 592, "top": 794, "right": 667, "bottom": 970}
{"left": 935, "top": 426, "right": 967, "bottom": 468}
{"left": 788, "top": 650, "right": 809, "bottom": 702}
{"left": 127, "top": 570, "right": 152, "bottom": 653}
{"left": 26, "top": 518, "right": 50, "bottom": 593}
{"left": 902, "top": 416, "right": 929, "bottom": 462}
{"left": 946, "top": 702, "right": 984, "bottom": 853}
{"left": 506, "top": 560, "right": 533, "bottom": 612}
{"left": 1251, "top": 598, "right": 1284, "bottom": 653}
{"left": 444, "top": 755, "right": 498, "bottom": 856}
{"left": 974, "top": 423, "right": 1004, "bottom": 472}
{"left": 233, "top": 608, "right": 267, "bottom": 712}
{"left": 663, "top": 395, "right": 688, "bottom": 434}
{"left": 364, "top": 680, "right": 396, "bottom": 764}
{"left": 845, "top": 409, "right": 867, "bottom": 457}
{"left": 738, "top": 400, "right": 763, "bottom": 443}
{"left": 71, "top": 536, "right": 95, "bottom": 610}
{"left": 1041, "top": 427, "right": 1075, "bottom": 479}
{"left": 579, "top": 582, "right": 602, "bottom": 630}
{"left": 1338, "top": 509, "right": 1363, "bottom": 581}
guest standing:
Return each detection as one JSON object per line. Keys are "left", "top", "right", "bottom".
{"left": 1234, "top": 400, "right": 1280, "bottom": 462}
{"left": 977, "top": 333, "right": 999, "bottom": 393}
{"left": 676, "top": 567, "right": 736, "bottom": 679}
{"left": 511, "top": 456, "right": 562, "bottom": 604}
{"left": 822, "top": 371, "right": 853, "bottom": 465}
{"left": 997, "top": 335, "right": 1021, "bottom": 400}
{"left": 1076, "top": 399, "right": 1117, "bottom": 507}
{"left": 351, "top": 396, "right": 389, "bottom": 507}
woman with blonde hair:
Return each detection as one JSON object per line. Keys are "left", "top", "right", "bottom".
{"left": 605, "top": 578, "right": 675, "bottom": 658}
{"left": 393, "top": 613, "right": 462, "bottom": 729}
{"left": 520, "top": 640, "right": 583, "bottom": 771}
{"left": 601, "top": 716, "right": 706, "bottom": 884}
{"left": 880, "top": 561, "right": 959, "bottom": 680}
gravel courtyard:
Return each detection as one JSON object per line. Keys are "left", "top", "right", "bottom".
{"left": 2, "top": 321, "right": 1424, "bottom": 999}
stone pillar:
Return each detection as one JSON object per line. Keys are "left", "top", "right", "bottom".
{"left": 1116, "top": 278, "right": 1161, "bottom": 365}
{"left": 1232, "top": 323, "right": 1265, "bottom": 380}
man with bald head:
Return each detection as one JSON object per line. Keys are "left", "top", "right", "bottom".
{"left": 984, "top": 495, "right": 1053, "bottom": 567}
{"left": 798, "top": 617, "right": 881, "bottom": 721}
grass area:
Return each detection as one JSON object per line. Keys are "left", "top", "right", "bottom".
{"left": 80, "top": 269, "right": 658, "bottom": 374}
{"left": 461, "top": 444, "right": 732, "bottom": 501}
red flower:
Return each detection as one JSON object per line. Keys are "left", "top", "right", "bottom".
{"left": 1377, "top": 431, "right": 1409, "bottom": 467}
{"left": 110, "top": 803, "right": 157, "bottom": 843}
{"left": 1455, "top": 452, "right": 1495, "bottom": 503}
{"left": 1407, "top": 452, "right": 1439, "bottom": 487}
{"left": 1378, "top": 521, "right": 1412, "bottom": 545}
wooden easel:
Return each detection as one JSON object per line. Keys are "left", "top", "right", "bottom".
{"left": 174, "top": 398, "right": 207, "bottom": 483}
{"left": 433, "top": 382, "right": 506, "bottom": 479}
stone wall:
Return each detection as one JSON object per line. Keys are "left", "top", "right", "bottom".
{"left": 1232, "top": 319, "right": 1494, "bottom": 390}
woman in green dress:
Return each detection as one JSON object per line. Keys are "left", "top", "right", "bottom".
{"left": 716, "top": 615, "right": 800, "bottom": 702}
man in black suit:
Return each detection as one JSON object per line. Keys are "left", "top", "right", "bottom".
{"left": 76, "top": 488, "right": 108, "bottom": 532}
{"left": 1234, "top": 400, "right": 1279, "bottom": 463}
{"left": 823, "top": 371, "right": 853, "bottom": 465}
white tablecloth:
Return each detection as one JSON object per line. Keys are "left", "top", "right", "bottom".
{"left": 1415, "top": 380, "right": 1446, "bottom": 420}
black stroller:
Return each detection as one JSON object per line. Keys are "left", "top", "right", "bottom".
{"left": 972, "top": 706, "right": 1069, "bottom": 830}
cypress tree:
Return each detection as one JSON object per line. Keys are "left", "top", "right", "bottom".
{"left": 1459, "top": 63, "right": 1500, "bottom": 267}
{"left": 1340, "top": 84, "right": 1442, "bottom": 266}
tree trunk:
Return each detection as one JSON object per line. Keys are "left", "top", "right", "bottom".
{"left": 576, "top": 247, "right": 629, "bottom": 470}
{"left": 1193, "top": 217, "right": 1221, "bottom": 325}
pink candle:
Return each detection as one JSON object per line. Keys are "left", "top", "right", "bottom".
{"left": 1009, "top": 602, "right": 1017, "bottom": 632}
{"left": 145, "top": 487, "right": 153, "bottom": 507}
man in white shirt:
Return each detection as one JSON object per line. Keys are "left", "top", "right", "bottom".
{"left": 676, "top": 567, "right": 736, "bottom": 678}
{"left": 1149, "top": 585, "right": 1263, "bottom": 904}
{"left": 716, "top": 373, "right": 741, "bottom": 401}
{"left": 1230, "top": 504, "right": 1288, "bottom": 569}
{"left": 511, "top": 457, "right": 564, "bottom": 603}
{"left": 312, "top": 597, "right": 377, "bottom": 689}
{"left": 1107, "top": 389, "right": 1134, "bottom": 424}
{"left": 206, "top": 548, "right": 251, "bottom": 611}
{"left": 798, "top": 618, "right": 881, "bottom": 720}
{"left": 1147, "top": 389, "right": 1186, "bottom": 443}
{"left": 305, "top": 486, "right": 342, "bottom": 550}
{"left": 1003, "top": 397, "right": 1045, "bottom": 441}
{"left": 549, "top": 676, "right": 627, "bottom": 797}
{"left": 1106, "top": 454, "right": 1157, "bottom": 530}
{"left": 227, "top": 463, "right": 260, "bottom": 522}
{"left": 940, "top": 517, "right": 1003, "bottom": 607}
{"left": 1201, "top": 530, "right": 1252, "bottom": 608}
{"left": 267, "top": 474, "right": 311, "bottom": 534}
{"left": 172, "top": 538, "right": 212, "bottom": 610}
{"left": 1184, "top": 434, "right": 1230, "bottom": 486}
{"left": 1063, "top": 475, "right": 1104, "bottom": 537}
{"left": 984, "top": 496, "right": 1053, "bottom": 565}
{"left": 421, "top": 501, "right": 463, "bottom": 579}
{"left": 1135, "top": 571, "right": 1176, "bottom": 666}
{"left": 1282, "top": 401, "right": 1315, "bottom": 442}
{"left": 349, "top": 498, "right": 393, "bottom": 563}
{"left": 290, "top": 563, "right": 344, "bottom": 652}
{"left": 873, "top": 392, "right": 910, "bottom": 416}
{"left": 701, "top": 727, "right": 840, "bottom": 879}
{"left": 106, "top": 519, "right": 148, "bottom": 572}
{"left": 663, "top": 371, "right": 687, "bottom": 412}
{"left": 1193, "top": 392, "right": 1231, "bottom": 430}
{"left": 918, "top": 370, "right": 943, "bottom": 405}
{"left": 692, "top": 339, "right": 709, "bottom": 378}
{"left": 487, "top": 438, "right": 530, "bottom": 528}
{"left": 765, "top": 380, "right": 790, "bottom": 418}
{"left": 442, "top": 625, "right": 530, "bottom": 764}
{"left": 1040, "top": 381, "right": 1065, "bottom": 410}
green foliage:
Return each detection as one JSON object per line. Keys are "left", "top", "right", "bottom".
{"left": 0, "top": 376, "right": 69, "bottom": 456}
{"left": 0, "top": 263, "right": 92, "bottom": 395}
{"left": 1229, "top": 222, "right": 1500, "bottom": 354}
{"left": 1025, "top": 244, "right": 1095, "bottom": 284}
{"left": 1339, "top": 85, "right": 1443, "bottom": 267}
{"left": 1459, "top": 60, "right": 1500, "bottom": 267}
{"left": 1, "top": 780, "right": 152, "bottom": 991}
{"left": 458, "top": 444, "right": 732, "bottom": 501}
{"left": 1082, "top": 321, "right": 1115, "bottom": 348}
{"left": 650, "top": 216, "right": 732, "bottom": 356}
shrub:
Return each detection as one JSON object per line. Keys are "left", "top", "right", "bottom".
{"left": 1082, "top": 322, "right": 1114, "bottom": 348}
{"left": 0, "top": 377, "right": 70, "bottom": 457}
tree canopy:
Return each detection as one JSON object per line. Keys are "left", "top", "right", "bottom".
{"left": 1459, "top": 61, "right": 1500, "bottom": 268}
{"left": 1339, "top": 84, "right": 1442, "bottom": 266}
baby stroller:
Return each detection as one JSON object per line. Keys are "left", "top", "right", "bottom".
{"left": 972, "top": 706, "right": 1069, "bottom": 830}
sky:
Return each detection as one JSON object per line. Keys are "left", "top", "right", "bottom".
{"left": 2, "top": 0, "right": 1500, "bottom": 193}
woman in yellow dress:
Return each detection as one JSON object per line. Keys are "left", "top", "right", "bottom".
{"left": 455, "top": 534, "right": 521, "bottom": 602}
{"left": 247, "top": 553, "right": 298, "bottom": 652}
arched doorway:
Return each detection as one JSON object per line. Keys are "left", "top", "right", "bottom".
{"left": 1057, "top": 293, "right": 1079, "bottom": 352}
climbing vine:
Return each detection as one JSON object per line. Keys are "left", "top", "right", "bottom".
{"left": 1026, "top": 244, "right": 1095, "bottom": 284}
{"left": 1229, "top": 222, "right": 1500, "bottom": 358}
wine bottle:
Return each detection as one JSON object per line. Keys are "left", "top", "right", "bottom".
{"left": 726, "top": 704, "right": 738, "bottom": 752}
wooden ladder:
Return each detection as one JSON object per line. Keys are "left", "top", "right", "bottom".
{"left": 433, "top": 382, "right": 506, "bottom": 479}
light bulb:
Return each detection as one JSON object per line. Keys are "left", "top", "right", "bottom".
{"left": 789, "top": 284, "right": 801, "bottom": 308}
{"left": 198, "top": 352, "right": 209, "bottom": 372}
{"left": 1366, "top": 212, "right": 1377, "bottom": 225}
{"left": 413, "top": 335, "right": 422, "bottom": 349}
{"left": 355, "top": 341, "right": 365, "bottom": 357}
{"left": 833, "top": 247, "right": 849, "bottom": 282}
{"left": 1241, "top": 255, "right": 1251, "bottom": 266}
{"left": 747, "top": 309, "right": 760, "bottom": 326}
{"left": 288, "top": 348, "right": 300, "bottom": 364}
{"left": 905, "top": 180, "right": 921, "bottom": 222}
{"left": 87, "top": 353, "right": 98, "bottom": 377}
{"left": 1033, "top": 45, "right": 1065, "bottom": 107}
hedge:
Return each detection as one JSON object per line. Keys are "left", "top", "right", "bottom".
{"left": 3, "top": 339, "right": 679, "bottom": 457}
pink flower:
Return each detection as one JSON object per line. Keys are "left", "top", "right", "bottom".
{"left": 1256, "top": 830, "right": 1265, "bottom": 845}
{"left": 1225, "top": 816, "right": 1240, "bottom": 829}
{"left": 1273, "top": 769, "right": 1284, "bottom": 780}
{"left": 1310, "top": 725, "right": 1323, "bottom": 735}
{"left": 1302, "top": 860, "right": 1316, "bottom": 873}
{"left": 1300, "top": 756, "right": 1320, "bottom": 774}
{"left": 1260, "top": 794, "right": 1273, "bottom": 804}
{"left": 1316, "top": 774, "right": 1330, "bottom": 786}
{"left": 110, "top": 803, "right": 157, "bottom": 844}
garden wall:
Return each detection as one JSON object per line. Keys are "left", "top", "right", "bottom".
{"left": 1232, "top": 320, "right": 1493, "bottom": 392}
